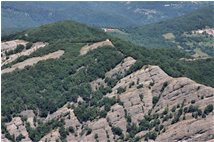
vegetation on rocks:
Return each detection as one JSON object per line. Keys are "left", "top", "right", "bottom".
{"left": 111, "top": 126, "right": 123, "bottom": 137}
{"left": 204, "top": 104, "right": 213, "bottom": 115}
{"left": 1, "top": 17, "right": 214, "bottom": 141}
{"left": 152, "top": 96, "right": 159, "bottom": 106}
{"left": 5, "top": 44, "right": 25, "bottom": 56}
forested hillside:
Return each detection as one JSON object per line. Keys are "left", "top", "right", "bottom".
{"left": 125, "top": 5, "right": 214, "bottom": 46}
{"left": 1, "top": 20, "right": 214, "bottom": 142}
{"left": 111, "top": 5, "right": 214, "bottom": 57}
{"left": 2, "top": 21, "right": 107, "bottom": 42}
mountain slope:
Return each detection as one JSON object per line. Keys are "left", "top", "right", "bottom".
{"left": 2, "top": 61, "right": 214, "bottom": 142}
{"left": 109, "top": 5, "right": 214, "bottom": 58}
{"left": 2, "top": 20, "right": 107, "bottom": 42}
{"left": 1, "top": 20, "right": 214, "bottom": 142}
{"left": 2, "top": 1, "right": 213, "bottom": 35}
{"left": 124, "top": 5, "right": 214, "bottom": 47}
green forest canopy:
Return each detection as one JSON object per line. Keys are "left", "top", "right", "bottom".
{"left": 2, "top": 20, "right": 214, "bottom": 125}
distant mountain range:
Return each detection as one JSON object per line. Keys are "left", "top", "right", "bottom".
{"left": 2, "top": 1, "right": 213, "bottom": 35}
{"left": 109, "top": 5, "right": 214, "bottom": 57}
{"left": 125, "top": 5, "right": 214, "bottom": 46}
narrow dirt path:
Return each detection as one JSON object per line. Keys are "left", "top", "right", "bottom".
{"left": 80, "top": 39, "right": 114, "bottom": 55}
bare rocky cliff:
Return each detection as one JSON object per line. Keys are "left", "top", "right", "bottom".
{"left": 2, "top": 62, "right": 214, "bottom": 142}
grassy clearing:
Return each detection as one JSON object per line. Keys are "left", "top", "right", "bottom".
{"left": 162, "top": 33, "right": 175, "bottom": 40}
{"left": 192, "top": 48, "right": 209, "bottom": 58}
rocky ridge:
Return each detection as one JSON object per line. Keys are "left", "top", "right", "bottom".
{"left": 2, "top": 61, "right": 214, "bottom": 142}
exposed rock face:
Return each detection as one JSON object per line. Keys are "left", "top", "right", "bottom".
{"left": 2, "top": 50, "right": 64, "bottom": 74}
{"left": 39, "top": 129, "right": 61, "bottom": 142}
{"left": 64, "top": 110, "right": 81, "bottom": 131}
{"left": 66, "top": 133, "right": 78, "bottom": 142}
{"left": 105, "top": 56, "right": 136, "bottom": 79}
{"left": 45, "top": 104, "right": 70, "bottom": 122}
{"left": 80, "top": 39, "right": 114, "bottom": 55}
{"left": 90, "top": 78, "right": 107, "bottom": 92}
{"left": 156, "top": 115, "right": 214, "bottom": 142}
{"left": 5, "top": 117, "right": 32, "bottom": 142}
{"left": 106, "top": 65, "right": 214, "bottom": 141}
{"left": 1, "top": 41, "right": 47, "bottom": 66}
{"left": 106, "top": 65, "right": 169, "bottom": 123}
{"left": 80, "top": 118, "right": 114, "bottom": 142}
{"left": 1, "top": 134, "right": 10, "bottom": 142}
{"left": 107, "top": 65, "right": 169, "bottom": 96}
{"left": 1, "top": 40, "right": 27, "bottom": 52}
{"left": 20, "top": 110, "right": 36, "bottom": 128}
{"left": 3, "top": 65, "right": 214, "bottom": 142}
{"left": 90, "top": 56, "right": 136, "bottom": 91}
{"left": 119, "top": 88, "right": 146, "bottom": 124}
{"left": 153, "top": 77, "right": 214, "bottom": 114}
{"left": 107, "top": 104, "right": 127, "bottom": 133}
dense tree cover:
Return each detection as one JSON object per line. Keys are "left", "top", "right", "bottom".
{"left": 5, "top": 44, "right": 25, "bottom": 56}
{"left": 26, "top": 119, "right": 65, "bottom": 142}
{"left": 74, "top": 95, "right": 117, "bottom": 122}
{"left": 1, "top": 19, "right": 214, "bottom": 141}
{"left": 74, "top": 103, "right": 99, "bottom": 122}
{"left": 14, "top": 45, "right": 25, "bottom": 53}
{"left": 1, "top": 44, "right": 124, "bottom": 122}
{"left": 2, "top": 20, "right": 108, "bottom": 43}
{"left": 26, "top": 42, "right": 33, "bottom": 49}
{"left": 1, "top": 21, "right": 123, "bottom": 122}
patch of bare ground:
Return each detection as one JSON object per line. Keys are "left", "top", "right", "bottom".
{"left": 39, "top": 129, "right": 60, "bottom": 142}
{"left": 1, "top": 40, "right": 28, "bottom": 52}
{"left": 90, "top": 78, "right": 107, "bottom": 92}
{"left": 80, "top": 39, "right": 114, "bottom": 55}
{"left": 20, "top": 110, "right": 36, "bottom": 128}
{"left": 79, "top": 118, "right": 114, "bottom": 142}
{"left": 162, "top": 33, "right": 175, "bottom": 40}
{"left": 2, "top": 50, "right": 64, "bottom": 74}
{"left": 105, "top": 56, "right": 136, "bottom": 78}
{"left": 5, "top": 117, "right": 32, "bottom": 142}
{"left": 1, "top": 40, "right": 48, "bottom": 66}
{"left": 107, "top": 104, "right": 127, "bottom": 133}
{"left": 156, "top": 115, "right": 214, "bottom": 142}
{"left": 179, "top": 57, "right": 211, "bottom": 61}
{"left": 1, "top": 134, "right": 10, "bottom": 142}
{"left": 37, "top": 102, "right": 115, "bottom": 142}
